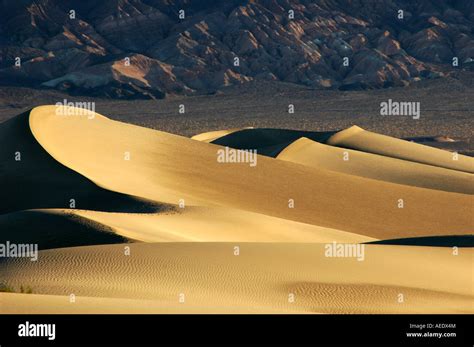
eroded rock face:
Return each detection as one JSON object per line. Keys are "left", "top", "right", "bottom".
{"left": 0, "top": 0, "right": 473, "bottom": 98}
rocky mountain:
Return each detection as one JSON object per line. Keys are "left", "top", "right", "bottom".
{"left": 0, "top": 0, "right": 473, "bottom": 99}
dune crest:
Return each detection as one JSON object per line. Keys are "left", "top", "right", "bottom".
{"left": 191, "top": 128, "right": 252, "bottom": 143}
{"left": 1, "top": 105, "right": 473, "bottom": 315}
{"left": 327, "top": 125, "right": 474, "bottom": 173}
{"left": 277, "top": 137, "right": 474, "bottom": 194}
{"left": 71, "top": 207, "right": 372, "bottom": 243}
{"left": 24, "top": 106, "right": 473, "bottom": 239}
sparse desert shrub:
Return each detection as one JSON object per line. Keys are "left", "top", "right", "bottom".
{"left": 0, "top": 283, "right": 15, "bottom": 293}
{"left": 20, "top": 285, "right": 33, "bottom": 294}
{"left": 0, "top": 283, "right": 33, "bottom": 294}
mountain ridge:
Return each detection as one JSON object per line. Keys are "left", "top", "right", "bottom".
{"left": 1, "top": 0, "right": 473, "bottom": 98}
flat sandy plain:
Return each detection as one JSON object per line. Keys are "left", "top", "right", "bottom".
{"left": 0, "top": 81, "right": 473, "bottom": 313}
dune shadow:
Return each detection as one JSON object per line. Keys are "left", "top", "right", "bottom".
{"left": 211, "top": 128, "right": 338, "bottom": 157}
{"left": 0, "top": 210, "right": 131, "bottom": 251}
{"left": 366, "top": 235, "right": 474, "bottom": 247}
{"left": 0, "top": 111, "right": 173, "bottom": 214}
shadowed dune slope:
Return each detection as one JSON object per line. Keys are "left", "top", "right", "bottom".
{"left": 207, "top": 128, "right": 338, "bottom": 157}
{"left": 0, "top": 206, "right": 373, "bottom": 247}
{"left": 191, "top": 128, "right": 252, "bottom": 143}
{"left": 327, "top": 126, "right": 474, "bottom": 173}
{"left": 1, "top": 109, "right": 368, "bottom": 246}
{"left": 1, "top": 243, "right": 472, "bottom": 314}
{"left": 277, "top": 137, "right": 474, "bottom": 194}
{"left": 0, "top": 111, "right": 167, "bottom": 214}
{"left": 26, "top": 106, "right": 473, "bottom": 239}
{"left": 0, "top": 207, "right": 373, "bottom": 248}
{"left": 0, "top": 209, "right": 130, "bottom": 250}
{"left": 367, "top": 235, "right": 474, "bottom": 247}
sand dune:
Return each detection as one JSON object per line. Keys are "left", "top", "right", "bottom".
{"left": 71, "top": 207, "right": 372, "bottom": 243}
{"left": 24, "top": 106, "right": 473, "bottom": 239}
{"left": 191, "top": 127, "right": 252, "bottom": 143}
{"left": 0, "top": 111, "right": 165, "bottom": 214}
{"left": 327, "top": 125, "right": 474, "bottom": 173}
{"left": 1, "top": 243, "right": 472, "bottom": 314}
{"left": 0, "top": 205, "right": 372, "bottom": 249}
{"left": 0, "top": 292, "right": 292, "bottom": 314}
{"left": 368, "top": 235, "right": 474, "bottom": 247}
{"left": 278, "top": 137, "right": 474, "bottom": 194}
{"left": 0, "top": 206, "right": 374, "bottom": 247}
{"left": 0, "top": 209, "right": 128, "bottom": 250}
{"left": 1, "top": 105, "right": 472, "bottom": 315}
{"left": 204, "top": 127, "right": 337, "bottom": 157}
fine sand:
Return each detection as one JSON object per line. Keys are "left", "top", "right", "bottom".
{"left": 0, "top": 105, "right": 472, "bottom": 314}
{"left": 277, "top": 137, "right": 474, "bottom": 194}
{"left": 191, "top": 127, "right": 253, "bottom": 143}
{"left": 25, "top": 106, "right": 473, "bottom": 238}
{"left": 1, "top": 243, "right": 472, "bottom": 314}
{"left": 71, "top": 207, "right": 371, "bottom": 243}
{"left": 327, "top": 125, "right": 474, "bottom": 173}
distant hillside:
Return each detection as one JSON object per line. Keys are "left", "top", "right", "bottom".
{"left": 0, "top": 0, "right": 473, "bottom": 98}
